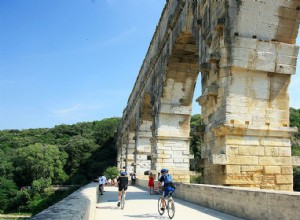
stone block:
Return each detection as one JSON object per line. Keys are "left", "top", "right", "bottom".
{"left": 225, "top": 165, "right": 241, "bottom": 174}
{"left": 279, "top": 185, "right": 293, "bottom": 191}
{"left": 264, "top": 166, "right": 281, "bottom": 174}
{"left": 227, "top": 155, "right": 258, "bottom": 165}
{"left": 257, "top": 41, "right": 276, "bottom": 54}
{"left": 275, "top": 64, "right": 296, "bottom": 74}
{"left": 241, "top": 165, "right": 263, "bottom": 172}
{"left": 260, "top": 138, "right": 290, "bottom": 147}
{"left": 276, "top": 54, "right": 298, "bottom": 66}
{"left": 276, "top": 175, "right": 293, "bottom": 184}
{"left": 238, "top": 146, "right": 265, "bottom": 156}
{"left": 278, "top": 147, "right": 291, "bottom": 157}
{"left": 281, "top": 166, "right": 293, "bottom": 175}
{"left": 258, "top": 157, "right": 292, "bottom": 166}
{"left": 253, "top": 60, "right": 275, "bottom": 72}
{"left": 276, "top": 43, "right": 299, "bottom": 56}
{"left": 265, "top": 147, "right": 279, "bottom": 156}
{"left": 226, "top": 136, "right": 260, "bottom": 146}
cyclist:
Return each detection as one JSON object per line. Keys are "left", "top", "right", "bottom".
{"left": 117, "top": 171, "right": 128, "bottom": 207}
{"left": 156, "top": 168, "right": 175, "bottom": 211}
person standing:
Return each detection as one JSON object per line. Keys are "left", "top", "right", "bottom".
{"left": 98, "top": 174, "right": 107, "bottom": 195}
{"left": 148, "top": 172, "right": 155, "bottom": 195}
{"left": 131, "top": 173, "right": 136, "bottom": 185}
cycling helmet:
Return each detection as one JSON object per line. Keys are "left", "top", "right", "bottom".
{"left": 120, "top": 171, "right": 126, "bottom": 176}
{"left": 161, "top": 168, "right": 168, "bottom": 173}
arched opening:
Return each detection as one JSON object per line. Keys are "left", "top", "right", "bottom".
{"left": 154, "top": 32, "right": 199, "bottom": 183}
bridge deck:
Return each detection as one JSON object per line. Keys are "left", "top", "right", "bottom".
{"left": 94, "top": 185, "right": 243, "bottom": 220}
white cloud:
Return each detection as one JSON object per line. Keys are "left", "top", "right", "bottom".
{"left": 50, "top": 103, "right": 105, "bottom": 120}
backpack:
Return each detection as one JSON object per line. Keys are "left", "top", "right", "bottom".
{"left": 164, "top": 173, "right": 173, "bottom": 184}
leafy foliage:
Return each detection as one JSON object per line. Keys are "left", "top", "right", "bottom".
{"left": 0, "top": 117, "right": 120, "bottom": 213}
{"left": 190, "top": 114, "right": 202, "bottom": 159}
{"left": 190, "top": 175, "right": 202, "bottom": 184}
{"left": 14, "top": 144, "right": 68, "bottom": 186}
{"left": 103, "top": 166, "right": 119, "bottom": 179}
{"left": 0, "top": 177, "right": 19, "bottom": 213}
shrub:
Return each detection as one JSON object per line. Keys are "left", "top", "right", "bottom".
{"left": 104, "top": 166, "right": 119, "bottom": 180}
{"left": 0, "top": 177, "right": 19, "bottom": 213}
{"left": 190, "top": 175, "right": 202, "bottom": 184}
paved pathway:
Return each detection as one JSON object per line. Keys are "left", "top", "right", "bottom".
{"left": 94, "top": 186, "right": 244, "bottom": 220}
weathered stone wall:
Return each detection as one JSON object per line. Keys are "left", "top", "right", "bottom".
{"left": 117, "top": 0, "right": 299, "bottom": 189}
{"left": 196, "top": 0, "right": 299, "bottom": 190}
{"left": 31, "top": 183, "right": 98, "bottom": 220}
{"left": 137, "top": 178, "right": 300, "bottom": 220}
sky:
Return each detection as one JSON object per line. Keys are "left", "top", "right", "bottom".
{"left": 0, "top": 0, "right": 299, "bottom": 130}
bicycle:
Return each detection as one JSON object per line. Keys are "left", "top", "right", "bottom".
{"left": 120, "top": 189, "right": 126, "bottom": 210}
{"left": 158, "top": 191, "right": 175, "bottom": 219}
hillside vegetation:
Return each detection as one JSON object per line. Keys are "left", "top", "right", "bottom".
{"left": 0, "top": 108, "right": 299, "bottom": 214}
{"left": 0, "top": 117, "right": 120, "bottom": 214}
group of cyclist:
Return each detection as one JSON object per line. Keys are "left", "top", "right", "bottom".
{"left": 115, "top": 168, "right": 175, "bottom": 209}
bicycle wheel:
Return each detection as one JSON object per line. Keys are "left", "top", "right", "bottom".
{"left": 167, "top": 198, "right": 175, "bottom": 219}
{"left": 158, "top": 197, "right": 165, "bottom": 215}
{"left": 121, "top": 194, "right": 125, "bottom": 210}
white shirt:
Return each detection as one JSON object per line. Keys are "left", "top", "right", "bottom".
{"left": 98, "top": 176, "right": 107, "bottom": 185}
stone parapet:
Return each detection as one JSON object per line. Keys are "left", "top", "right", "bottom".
{"left": 137, "top": 179, "right": 300, "bottom": 220}
{"left": 31, "top": 183, "right": 98, "bottom": 220}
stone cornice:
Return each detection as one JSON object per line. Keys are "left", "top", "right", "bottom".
{"left": 213, "top": 124, "right": 298, "bottom": 138}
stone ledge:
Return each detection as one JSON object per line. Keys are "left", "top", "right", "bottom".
{"left": 31, "top": 182, "right": 98, "bottom": 220}
{"left": 213, "top": 124, "right": 297, "bottom": 137}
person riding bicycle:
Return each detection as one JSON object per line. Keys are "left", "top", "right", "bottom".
{"left": 117, "top": 171, "right": 128, "bottom": 207}
{"left": 156, "top": 168, "right": 175, "bottom": 211}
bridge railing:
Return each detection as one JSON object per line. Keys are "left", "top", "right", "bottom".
{"left": 137, "top": 178, "right": 300, "bottom": 220}
{"left": 31, "top": 182, "right": 98, "bottom": 220}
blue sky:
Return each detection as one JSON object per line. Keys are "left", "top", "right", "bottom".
{"left": 0, "top": 0, "right": 299, "bottom": 130}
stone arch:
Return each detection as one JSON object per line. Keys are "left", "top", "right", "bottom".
{"left": 152, "top": 31, "right": 199, "bottom": 183}
{"left": 117, "top": 0, "right": 299, "bottom": 190}
{"left": 133, "top": 93, "right": 153, "bottom": 177}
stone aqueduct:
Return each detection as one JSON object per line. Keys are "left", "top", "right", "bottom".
{"left": 116, "top": 0, "right": 300, "bottom": 191}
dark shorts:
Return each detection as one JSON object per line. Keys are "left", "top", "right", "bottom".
{"left": 163, "top": 186, "right": 175, "bottom": 197}
{"left": 118, "top": 185, "right": 128, "bottom": 191}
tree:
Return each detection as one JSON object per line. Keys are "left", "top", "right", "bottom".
{"left": 190, "top": 114, "right": 202, "bottom": 159}
{"left": 0, "top": 177, "right": 19, "bottom": 213}
{"left": 14, "top": 144, "right": 68, "bottom": 186}
{"left": 0, "top": 149, "right": 14, "bottom": 179}
{"left": 93, "top": 118, "right": 120, "bottom": 145}
{"left": 62, "top": 135, "right": 97, "bottom": 177}
{"left": 104, "top": 166, "right": 119, "bottom": 180}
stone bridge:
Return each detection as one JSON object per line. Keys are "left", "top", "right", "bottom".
{"left": 116, "top": 0, "right": 300, "bottom": 190}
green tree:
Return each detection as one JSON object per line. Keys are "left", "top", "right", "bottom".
{"left": 14, "top": 144, "right": 68, "bottom": 186}
{"left": 32, "top": 178, "right": 52, "bottom": 195}
{"left": 63, "top": 135, "right": 97, "bottom": 177}
{"left": 0, "top": 149, "right": 14, "bottom": 179}
{"left": 93, "top": 118, "right": 120, "bottom": 145}
{"left": 0, "top": 177, "right": 19, "bottom": 213}
{"left": 190, "top": 114, "right": 202, "bottom": 159}
{"left": 103, "top": 166, "right": 119, "bottom": 180}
